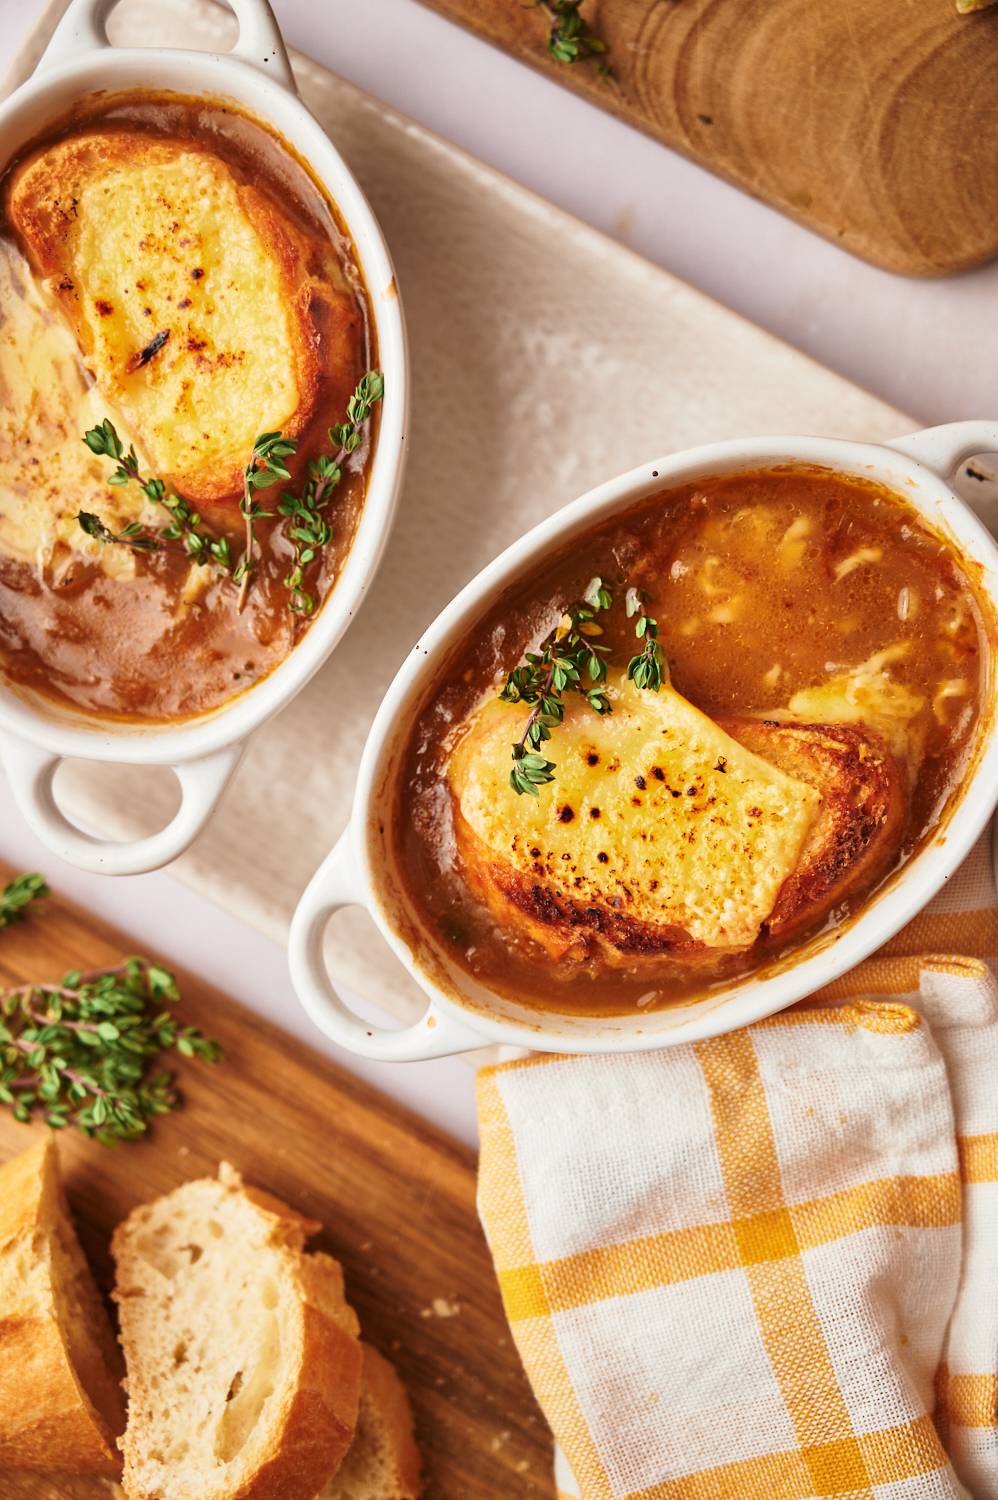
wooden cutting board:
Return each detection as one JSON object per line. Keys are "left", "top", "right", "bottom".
{"left": 0, "top": 869, "right": 553, "bottom": 1499}
{"left": 418, "top": 0, "right": 998, "bottom": 277}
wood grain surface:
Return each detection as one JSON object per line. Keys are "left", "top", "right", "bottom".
{"left": 0, "top": 867, "right": 552, "bottom": 1500}
{"left": 418, "top": 0, "right": 998, "bottom": 276}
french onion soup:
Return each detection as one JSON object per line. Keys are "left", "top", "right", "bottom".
{"left": 0, "top": 91, "right": 379, "bottom": 722}
{"left": 388, "top": 467, "right": 994, "bottom": 1018}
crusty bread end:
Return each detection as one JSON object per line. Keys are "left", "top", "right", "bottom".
{"left": 0, "top": 1136, "right": 125, "bottom": 1474}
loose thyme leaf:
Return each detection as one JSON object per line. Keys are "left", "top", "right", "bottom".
{"left": 535, "top": 0, "right": 612, "bottom": 74}
{"left": 0, "top": 956, "right": 221, "bottom": 1143}
{"left": 0, "top": 873, "right": 48, "bottom": 931}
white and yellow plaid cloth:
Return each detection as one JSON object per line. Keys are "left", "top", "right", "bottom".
{"left": 478, "top": 831, "right": 998, "bottom": 1499}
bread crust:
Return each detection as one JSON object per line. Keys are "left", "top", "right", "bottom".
{"left": 358, "top": 1345, "right": 422, "bottom": 1499}
{"left": 719, "top": 717, "right": 906, "bottom": 940}
{"left": 464, "top": 829, "right": 717, "bottom": 967}
{"left": 221, "top": 1290, "right": 362, "bottom": 1500}
{"left": 0, "top": 1136, "right": 125, "bottom": 1475}
{"left": 320, "top": 1344, "right": 422, "bottom": 1500}
{"left": 113, "top": 1164, "right": 363, "bottom": 1500}
{"left": 5, "top": 129, "right": 360, "bottom": 507}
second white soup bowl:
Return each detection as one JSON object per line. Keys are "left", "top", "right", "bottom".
{"left": 289, "top": 422, "right": 998, "bottom": 1060}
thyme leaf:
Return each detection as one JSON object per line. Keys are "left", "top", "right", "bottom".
{"left": 0, "top": 873, "right": 48, "bottom": 931}
{"left": 533, "top": 0, "right": 611, "bottom": 74}
{"left": 626, "top": 586, "right": 665, "bottom": 692}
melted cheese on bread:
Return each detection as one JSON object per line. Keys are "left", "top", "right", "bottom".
{"left": 5, "top": 129, "right": 337, "bottom": 505}
{"left": 448, "top": 673, "right": 821, "bottom": 959}
{"left": 0, "top": 241, "right": 154, "bottom": 581}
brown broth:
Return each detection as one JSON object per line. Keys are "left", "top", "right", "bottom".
{"left": 0, "top": 91, "right": 375, "bottom": 722}
{"left": 389, "top": 467, "right": 994, "bottom": 1017}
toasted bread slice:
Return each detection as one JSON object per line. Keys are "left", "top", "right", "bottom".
{"left": 112, "top": 1162, "right": 362, "bottom": 1500}
{"left": 718, "top": 717, "right": 906, "bottom": 940}
{"left": 0, "top": 1136, "right": 125, "bottom": 1474}
{"left": 448, "top": 672, "right": 821, "bottom": 967}
{"left": 5, "top": 129, "right": 359, "bottom": 505}
{"left": 321, "top": 1345, "right": 422, "bottom": 1500}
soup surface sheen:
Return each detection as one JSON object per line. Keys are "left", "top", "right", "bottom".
{"left": 0, "top": 91, "right": 374, "bottom": 722}
{"left": 390, "top": 467, "right": 993, "bottom": 1017}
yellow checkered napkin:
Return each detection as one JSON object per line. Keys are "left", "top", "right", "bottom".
{"left": 477, "top": 832, "right": 998, "bottom": 1499}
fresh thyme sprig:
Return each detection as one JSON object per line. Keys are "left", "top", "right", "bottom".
{"left": 79, "top": 375, "right": 383, "bottom": 616}
{"left": 278, "top": 370, "right": 385, "bottom": 617}
{"left": 534, "top": 0, "right": 611, "bottom": 73}
{"left": 500, "top": 579, "right": 668, "bottom": 794}
{"left": 0, "top": 958, "right": 221, "bottom": 1143}
{"left": 82, "top": 419, "right": 234, "bottom": 573}
{"left": 235, "top": 431, "right": 297, "bottom": 611}
{"left": 500, "top": 577, "right": 614, "bottom": 796}
{"left": 626, "top": 587, "right": 666, "bottom": 692}
{"left": 0, "top": 873, "right": 48, "bottom": 931}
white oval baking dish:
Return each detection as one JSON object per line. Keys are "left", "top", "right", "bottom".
{"left": 289, "top": 422, "right": 998, "bottom": 1060}
{"left": 0, "top": 0, "right": 408, "bottom": 874}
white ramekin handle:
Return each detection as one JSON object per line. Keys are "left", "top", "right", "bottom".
{"left": 288, "top": 833, "right": 485, "bottom": 1062}
{"left": 888, "top": 422, "right": 998, "bottom": 538}
{"left": 37, "top": 0, "right": 116, "bottom": 64}
{"left": 226, "top": 0, "right": 296, "bottom": 89}
{"left": 0, "top": 736, "right": 242, "bottom": 876}
{"left": 38, "top": 0, "right": 297, "bottom": 92}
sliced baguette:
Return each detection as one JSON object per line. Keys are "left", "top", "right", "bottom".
{"left": 321, "top": 1345, "right": 422, "bottom": 1500}
{"left": 0, "top": 1136, "right": 125, "bottom": 1474}
{"left": 112, "top": 1162, "right": 363, "bottom": 1500}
